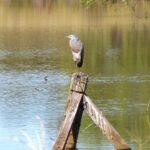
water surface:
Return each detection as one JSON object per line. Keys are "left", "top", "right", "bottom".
{"left": 0, "top": 12, "right": 150, "bottom": 150}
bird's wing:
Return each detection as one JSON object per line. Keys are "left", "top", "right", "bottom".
{"left": 70, "top": 40, "right": 83, "bottom": 53}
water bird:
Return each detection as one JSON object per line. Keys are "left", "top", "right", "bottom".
{"left": 67, "top": 34, "right": 84, "bottom": 68}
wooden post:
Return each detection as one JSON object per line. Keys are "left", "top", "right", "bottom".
{"left": 52, "top": 72, "right": 131, "bottom": 150}
{"left": 83, "top": 95, "right": 131, "bottom": 150}
{"left": 64, "top": 99, "right": 83, "bottom": 150}
{"left": 52, "top": 72, "right": 88, "bottom": 150}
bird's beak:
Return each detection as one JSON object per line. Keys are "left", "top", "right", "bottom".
{"left": 66, "top": 35, "right": 69, "bottom": 38}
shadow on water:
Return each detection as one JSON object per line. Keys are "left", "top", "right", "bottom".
{"left": 0, "top": 2, "right": 150, "bottom": 150}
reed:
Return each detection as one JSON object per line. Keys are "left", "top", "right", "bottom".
{"left": 15, "top": 116, "right": 49, "bottom": 150}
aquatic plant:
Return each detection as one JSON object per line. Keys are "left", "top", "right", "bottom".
{"left": 14, "top": 116, "right": 49, "bottom": 150}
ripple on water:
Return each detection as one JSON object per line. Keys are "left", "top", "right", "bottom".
{"left": 91, "top": 75, "right": 150, "bottom": 84}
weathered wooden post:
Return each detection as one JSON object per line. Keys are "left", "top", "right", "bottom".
{"left": 52, "top": 72, "right": 88, "bottom": 150}
{"left": 83, "top": 96, "right": 131, "bottom": 150}
{"left": 52, "top": 72, "right": 131, "bottom": 150}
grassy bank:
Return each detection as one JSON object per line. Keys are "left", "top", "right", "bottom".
{"left": 0, "top": 1, "right": 150, "bottom": 28}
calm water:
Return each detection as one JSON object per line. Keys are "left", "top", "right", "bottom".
{"left": 0, "top": 18, "right": 150, "bottom": 150}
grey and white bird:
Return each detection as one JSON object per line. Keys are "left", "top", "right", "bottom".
{"left": 67, "top": 34, "right": 84, "bottom": 68}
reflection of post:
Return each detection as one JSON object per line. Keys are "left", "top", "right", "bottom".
{"left": 83, "top": 95, "right": 131, "bottom": 150}
{"left": 52, "top": 72, "right": 88, "bottom": 150}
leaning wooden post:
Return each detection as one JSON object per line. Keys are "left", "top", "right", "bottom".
{"left": 52, "top": 72, "right": 88, "bottom": 150}
{"left": 83, "top": 95, "right": 131, "bottom": 150}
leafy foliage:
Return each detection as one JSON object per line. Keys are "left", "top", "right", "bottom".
{"left": 81, "top": 0, "right": 95, "bottom": 8}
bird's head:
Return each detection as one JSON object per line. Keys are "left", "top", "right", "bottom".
{"left": 66, "top": 34, "right": 78, "bottom": 40}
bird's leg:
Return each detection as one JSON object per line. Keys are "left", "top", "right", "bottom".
{"left": 76, "top": 65, "right": 78, "bottom": 73}
{"left": 75, "top": 62, "right": 79, "bottom": 73}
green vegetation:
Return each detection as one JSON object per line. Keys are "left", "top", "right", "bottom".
{"left": 0, "top": 0, "right": 150, "bottom": 19}
{"left": 0, "top": 0, "right": 149, "bottom": 29}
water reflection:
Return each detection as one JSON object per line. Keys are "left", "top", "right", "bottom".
{"left": 0, "top": 15, "right": 150, "bottom": 150}
{"left": 91, "top": 75, "right": 150, "bottom": 84}
{"left": 0, "top": 69, "right": 70, "bottom": 150}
